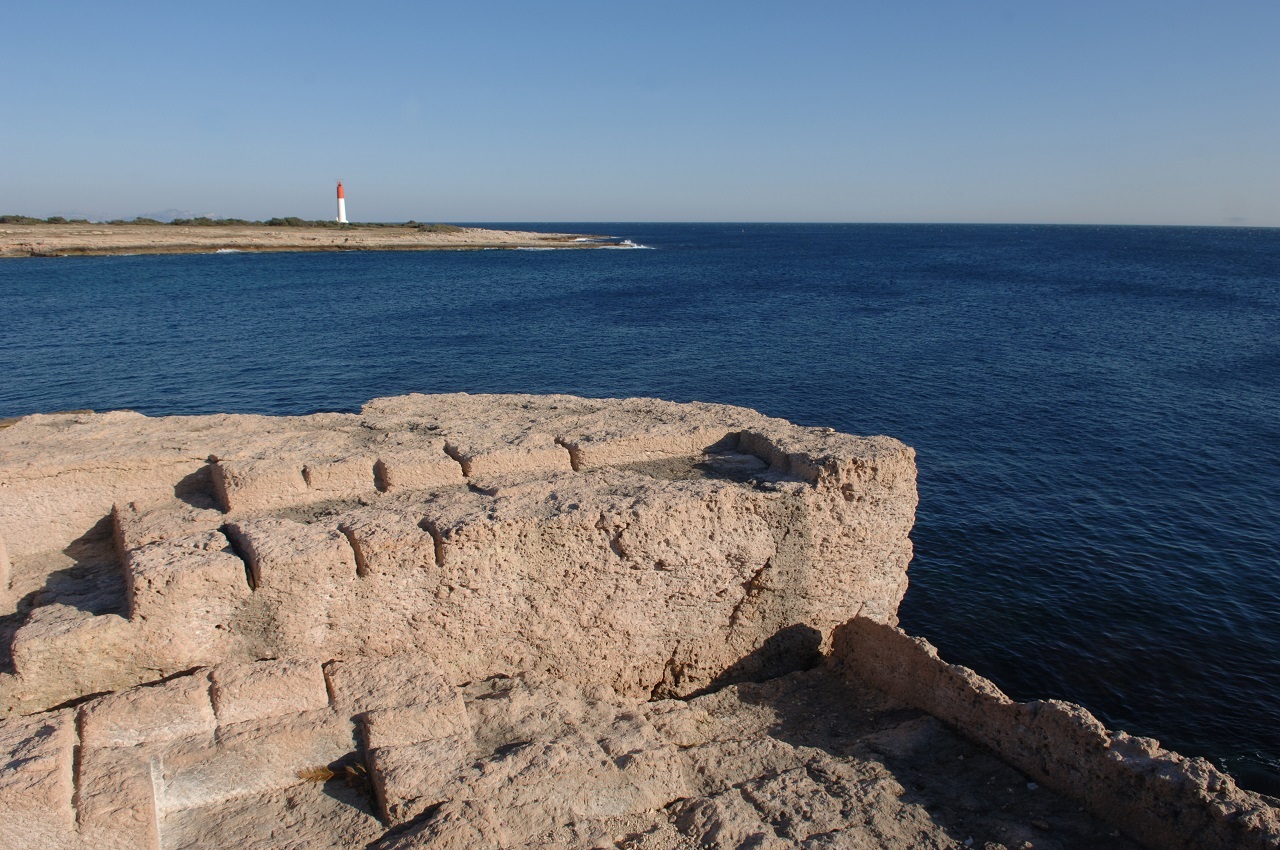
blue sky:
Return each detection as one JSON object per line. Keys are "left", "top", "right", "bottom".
{"left": 3, "top": 1, "right": 1277, "bottom": 225}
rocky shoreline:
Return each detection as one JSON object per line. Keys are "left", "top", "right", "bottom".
{"left": 0, "top": 223, "right": 606, "bottom": 258}
{"left": 0, "top": 395, "right": 1276, "bottom": 849}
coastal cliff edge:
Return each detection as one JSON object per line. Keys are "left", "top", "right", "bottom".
{"left": 0, "top": 394, "right": 1274, "bottom": 849}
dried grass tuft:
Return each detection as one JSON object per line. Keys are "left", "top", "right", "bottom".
{"left": 296, "top": 765, "right": 337, "bottom": 783}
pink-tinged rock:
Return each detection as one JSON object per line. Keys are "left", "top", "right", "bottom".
{"left": 672, "top": 791, "right": 778, "bottom": 850}
{"left": 596, "top": 711, "right": 692, "bottom": 808}
{"left": 0, "top": 409, "right": 208, "bottom": 564}
{"left": 374, "top": 441, "right": 464, "bottom": 492}
{"left": 76, "top": 744, "right": 161, "bottom": 850}
{"left": 222, "top": 517, "right": 357, "bottom": 591}
{"left": 367, "top": 736, "right": 474, "bottom": 824}
{"left": 210, "top": 659, "right": 329, "bottom": 725}
{"left": 680, "top": 736, "right": 809, "bottom": 797}
{"left": 159, "top": 709, "right": 355, "bottom": 814}
{"left": 123, "top": 531, "right": 250, "bottom": 621}
{"left": 448, "top": 437, "right": 572, "bottom": 479}
{"left": 828, "top": 616, "right": 1280, "bottom": 850}
{"left": 372, "top": 798, "right": 510, "bottom": 849}
{"left": 461, "top": 675, "right": 615, "bottom": 754}
{"left": 324, "top": 655, "right": 455, "bottom": 717}
{"left": 13, "top": 395, "right": 1268, "bottom": 849}
{"left": 554, "top": 397, "right": 768, "bottom": 470}
{"left": 338, "top": 509, "right": 438, "bottom": 578}
{"left": 739, "top": 767, "right": 848, "bottom": 840}
{"left": 79, "top": 671, "right": 215, "bottom": 749}
{"left": 211, "top": 458, "right": 308, "bottom": 513}
{"left": 0, "top": 529, "right": 10, "bottom": 595}
{"left": 366, "top": 677, "right": 692, "bottom": 832}
{"left": 362, "top": 696, "right": 471, "bottom": 751}
{"left": 738, "top": 424, "right": 917, "bottom": 497}
{"left": 112, "top": 501, "right": 224, "bottom": 555}
{"left": 221, "top": 517, "right": 358, "bottom": 656}
{"left": 9, "top": 604, "right": 136, "bottom": 705}
{"left": 361, "top": 392, "right": 589, "bottom": 477}
{"left": 4, "top": 394, "right": 921, "bottom": 710}
{"left": 420, "top": 464, "right": 868, "bottom": 698}
{"left": 0, "top": 708, "right": 75, "bottom": 828}
{"left": 156, "top": 780, "right": 384, "bottom": 850}
{"left": 643, "top": 699, "right": 718, "bottom": 749}
{"left": 469, "top": 732, "right": 649, "bottom": 836}
{"left": 302, "top": 455, "right": 377, "bottom": 496}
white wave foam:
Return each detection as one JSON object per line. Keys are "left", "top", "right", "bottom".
{"left": 214, "top": 248, "right": 243, "bottom": 254}
{"left": 598, "top": 239, "right": 654, "bottom": 250}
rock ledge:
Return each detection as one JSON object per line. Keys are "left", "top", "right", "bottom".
{"left": 0, "top": 395, "right": 1274, "bottom": 849}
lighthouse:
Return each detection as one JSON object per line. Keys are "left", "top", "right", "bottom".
{"left": 336, "top": 181, "right": 348, "bottom": 224}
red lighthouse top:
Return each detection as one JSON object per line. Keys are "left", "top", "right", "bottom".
{"left": 337, "top": 181, "right": 345, "bottom": 199}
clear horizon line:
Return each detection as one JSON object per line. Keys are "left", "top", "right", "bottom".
{"left": 10, "top": 213, "right": 1276, "bottom": 230}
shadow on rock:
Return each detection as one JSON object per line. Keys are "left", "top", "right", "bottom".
{"left": 686, "top": 623, "right": 824, "bottom": 699}
{"left": 1, "top": 514, "right": 126, "bottom": 675}
{"left": 174, "top": 463, "right": 220, "bottom": 509}
{"left": 722, "top": 655, "right": 1144, "bottom": 850}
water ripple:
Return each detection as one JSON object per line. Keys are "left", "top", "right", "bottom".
{"left": 1, "top": 224, "right": 1277, "bottom": 793}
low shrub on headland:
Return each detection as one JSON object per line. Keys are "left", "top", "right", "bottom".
{"left": 264, "top": 217, "right": 342, "bottom": 228}
{"left": 1, "top": 215, "right": 94, "bottom": 224}
{"left": 170, "top": 217, "right": 256, "bottom": 226}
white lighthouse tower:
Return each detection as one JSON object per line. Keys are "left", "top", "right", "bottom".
{"left": 336, "top": 181, "right": 348, "bottom": 224}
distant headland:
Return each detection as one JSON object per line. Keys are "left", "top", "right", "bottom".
{"left": 0, "top": 216, "right": 610, "bottom": 258}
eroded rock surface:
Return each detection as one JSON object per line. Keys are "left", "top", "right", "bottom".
{"left": 0, "top": 655, "right": 1150, "bottom": 850}
{"left": 0, "top": 394, "right": 915, "bottom": 714}
{"left": 0, "top": 395, "right": 1274, "bottom": 849}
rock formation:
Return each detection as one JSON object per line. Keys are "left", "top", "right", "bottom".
{"left": 0, "top": 394, "right": 1275, "bottom": 849}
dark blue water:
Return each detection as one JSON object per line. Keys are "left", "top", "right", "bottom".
{"left": 2, "top": 223, "right": 1278, "bottom": 794}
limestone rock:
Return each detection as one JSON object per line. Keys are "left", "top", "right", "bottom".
{"left": 79, "top": 671, "right": 216, "bottom": 748}
{"left": 828, "top": 617, "right": 1280, "bottom": 850}
{"left": 0, "top": 394, "right": 919, "bottom": 714}
{"left": 209, "top": 659, "right": 329, "bottom": 725}
{"left": 0, "top": 708, "right": 75, "bottom": 829}
{"left": 0, "top": 394, "right": 1272, "bottom": 849}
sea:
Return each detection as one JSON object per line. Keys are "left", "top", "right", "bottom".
{"left": 2, "top": 223, "right": 1277, "bottom": 795}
